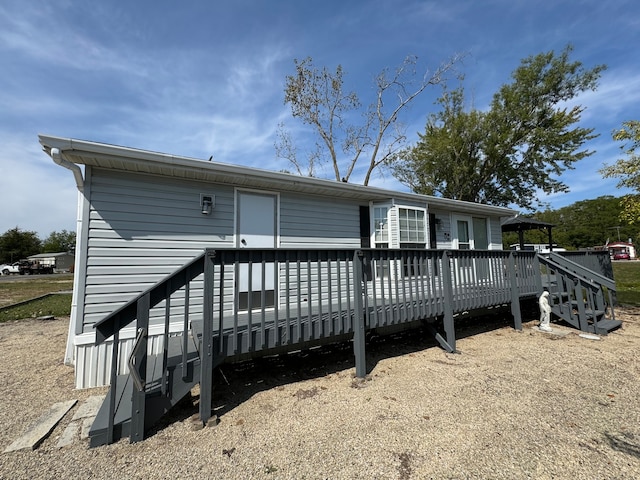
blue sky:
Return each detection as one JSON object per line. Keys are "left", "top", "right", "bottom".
{"left": 1, "top": 0, "right": 638, "bottom": 238}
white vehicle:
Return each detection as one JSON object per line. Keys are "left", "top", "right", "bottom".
{"left": 509, "top": 243, "right": 566, "bottom": 253}
{"left": 0, "top": 262, "right": 21, "bottom": 275}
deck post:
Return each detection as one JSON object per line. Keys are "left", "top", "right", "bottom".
{"left": 508, "top": 252, "right": 522, "bottom": 331}
{"left": 130, "top": 292, "right": 150, "bottom": 443}
{"left": 200, "top": 249, "right": 215, "bottom": 426}
{"left": 440, "top": 251, "right": 456, "bottom": 352}
{"left": 353, "top": 250, "right": 367, "bottom": 378}
{"left": 106, "top": 320, "right": 120, "bottom": 445}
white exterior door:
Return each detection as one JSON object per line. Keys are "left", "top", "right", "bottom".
{"left": 236, "top": 191, "right": 277, "bottom": 309}
{"left": 452, "top": 215, "right": 491, "bottom": 281}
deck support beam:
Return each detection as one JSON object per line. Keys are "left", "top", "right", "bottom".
{"left": 200, "top": 250, "right": 215, "bottom": 426}
{"left": 353, "top": 250, "right": 367, "bottom": 378}
{"left": 424, "top": 323, "right": 455, "bottom": 353}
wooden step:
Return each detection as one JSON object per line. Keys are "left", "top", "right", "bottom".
{"left": 593, "top": 319, "right": 622, "bottom": 335}
{"left": 89, "top": 374, "right": 133, "bottom": 447}
{"left": 89, "top": 334, "right": 201, "bottom": 447}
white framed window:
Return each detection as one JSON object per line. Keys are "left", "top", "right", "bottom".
{"left": 456, "top": 218, "right": 471, "bottom": 249}
{"left": 398, "top": 207, "right": 426, "bottom": 248}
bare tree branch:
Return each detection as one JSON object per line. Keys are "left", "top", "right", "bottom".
{"left": 277, "top": 54, "right": 463, "bottom": 185}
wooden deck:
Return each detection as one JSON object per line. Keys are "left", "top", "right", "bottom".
{"left": 88, "top": 248, "right": 616, "bottom": 446}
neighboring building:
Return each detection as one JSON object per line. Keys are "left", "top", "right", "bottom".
{"left": 27, "top": 252, "right": 75, "bottom": 272}
{"left": 40, "top": 134, "right": 516, "bottom": 388}
{"left": 605, "top": 241, "right": 636, "bottom": 260}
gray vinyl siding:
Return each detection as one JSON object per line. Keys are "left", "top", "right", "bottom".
{"left": 81, "top": 171, "right": 367, "bottom": 332}
{"left": 82, "top": 169, "right": 235, "bottom": 331}
{"left": 279, "top": 193, "right": 362, "bottom": 247}
{"left": 79, "top": 168, "right": 507, "bottom": 333}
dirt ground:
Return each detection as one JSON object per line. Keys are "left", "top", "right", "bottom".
{"left": 1, "top": 308, "right": 639, "bottom": 479}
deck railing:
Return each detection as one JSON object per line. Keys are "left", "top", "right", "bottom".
{"left": 91, "top": 248, "right": 563, "bottom": 444}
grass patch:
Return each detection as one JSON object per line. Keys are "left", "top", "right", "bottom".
{"left": 0, "top": 293, "right": 73, "bottom": 322}
{"left": 612, "top": 261, "right": 640, "bottom": 306}
{"left": 0, "top": 275, "right": 73, "bottom": 307}
{"left": 0, "top": 274, "right": 74, "bottom": 322}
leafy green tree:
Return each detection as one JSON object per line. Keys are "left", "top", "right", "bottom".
{"left": 394, "top": 45, "right": 606, "bottom": 210}
{"left": 42, "top": 230, "right": 76, "bottom": 253}
{"left": 392, "top": 87, "right": 490, "bottom": 200}
{"left": 0, "top": 227, "right": 42, "bottom": 263}
{"left": 277, "top": 54, "right": 462, "bottom": 185}
{"left": 600, "top": 120, "right": 640, "bottom": 224}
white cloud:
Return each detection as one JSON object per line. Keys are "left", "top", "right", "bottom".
{"left": 0, "top": 132, "right": 78, "bottom": 238}
{"left": 576, "top": 68, "right": 640, "bottom": 125}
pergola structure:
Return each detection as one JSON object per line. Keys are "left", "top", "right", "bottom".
{"left": 501, "top": 216, "right": 556, "bottom": 251}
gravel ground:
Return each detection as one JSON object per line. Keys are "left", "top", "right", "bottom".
{"left": 1, "top": 308, "right": 639, "bottom": 480}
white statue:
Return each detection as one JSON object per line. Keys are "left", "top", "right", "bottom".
{"left": 538, "top": 291, "right": 552, "bottom": 332}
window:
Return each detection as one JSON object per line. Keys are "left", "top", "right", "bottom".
{"left": 399, "top": 208, "right": 426, "bottom": 248}
{"left": 472, "top": 217, "right": 488, "bottom": 249}
{"left": 374, "top": 206, "right": 389, "bottom": 248}
{"left": 457, "top": 219, "right": 470, "bottom": 249}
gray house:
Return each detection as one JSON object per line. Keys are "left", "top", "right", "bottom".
{"left": 40, "top": 134, "right": 515, "bottom": 389}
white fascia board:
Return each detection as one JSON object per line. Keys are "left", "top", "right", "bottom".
{"left": 39, "top": 134, "right": 517, "bottom": 217}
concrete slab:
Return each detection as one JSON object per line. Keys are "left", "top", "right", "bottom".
{"left": 56, "top": 421, "right": 79, "bottom": 448}
{"left": 72, "top": 395, "right": 105, "bottom": 421}
{"left": 4, "top": 400, "right": 77, "bottom": 452}
{"left": 532, "top": 326, "right": 571, "bottom": 337}
{"left": 80, "top": 417, "right": 94, "bottom": 440}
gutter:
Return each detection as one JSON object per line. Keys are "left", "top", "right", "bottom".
{"left": 49, "top": 147, "right": 84, "bottom": 192}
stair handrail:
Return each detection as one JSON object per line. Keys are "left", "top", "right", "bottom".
{"left": 546, "top": 252, "right": 616, "bottom": 292}
{"left": 92, "top": 252, "right": 205, "bottom": 445}
{"left": 128, "top": 327, "right": 147, "bottom": 391}
{"left": 538, "top": 253, "right": 617, "bottom": 329}
{"left": 541, "top": 255, "right": 609, "bottom": 291}
{"left": 94, "top": 252, "right": 206, "bottom": 345}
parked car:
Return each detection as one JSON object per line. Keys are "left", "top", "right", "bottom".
{"left": 0, "top": 262, "right": 21, "bottom": 275}
{"left": 613, "top": 251, "right": 630, "bottom": 260}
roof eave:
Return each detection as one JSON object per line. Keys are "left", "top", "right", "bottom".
{"left": 39, "top": 134, "right": 516, "bottom": 216}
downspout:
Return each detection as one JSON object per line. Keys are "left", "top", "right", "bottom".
{"left": 50, "top": 147, "right": 84, "bottom": 192}
{"left": 48, "top": 147, "right": 85, "bottom": 367}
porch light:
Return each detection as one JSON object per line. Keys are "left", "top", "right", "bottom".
{"left": 201, "top": 194, "right": 214, "bottom": 215}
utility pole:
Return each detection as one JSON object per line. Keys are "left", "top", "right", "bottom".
{"left": 609, "top": 226, "right": 622, "bottom": 242}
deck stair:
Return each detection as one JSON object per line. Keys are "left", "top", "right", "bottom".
{"left": 89, "top": 334, "right": 204, "bottom": 447}
{"left": 537, "top": 252, "right": 621, "bottom": 335}
{"left": 88, "top": 254, "right": 210, "bottom": 447}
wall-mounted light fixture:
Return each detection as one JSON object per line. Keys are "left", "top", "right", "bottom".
{"left": 200, "top": 194, "right": 214, "bottom": 215}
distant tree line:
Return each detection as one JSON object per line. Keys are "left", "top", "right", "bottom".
{"left": 0, "top": 227, "right": 76, "bottom": 264}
